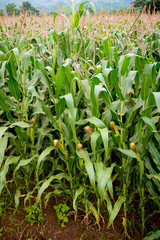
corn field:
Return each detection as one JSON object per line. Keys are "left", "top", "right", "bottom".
{"left": 0, "top": 2, "right": 160, "bottom": 239}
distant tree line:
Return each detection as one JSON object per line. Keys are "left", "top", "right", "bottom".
{"left": 0, "top": 0, "right": 159, "bottom": 16}
{"left": 133, "top": 0, "right": 160, "bottom": 12}
{"left": 0, "top": 1, "right": 39, "bottom": 16}
{"left": 21, "top": 2, "right": 39, "bottom": 15}
{"left": 111, "top": 0, "right": 160, "bottom": 14}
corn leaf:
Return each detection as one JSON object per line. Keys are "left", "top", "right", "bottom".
{"left": 107, "top": 196, "right": 125, "bottom": 227}
{"left": 76, "top": 150, "right": 95, "bottom": 190}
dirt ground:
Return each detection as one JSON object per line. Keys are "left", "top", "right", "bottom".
{"left": 0, "top": 197, "right": 159, "bottom": 240}
{"left": 0, "top": 198, "right": 123, "bottom": 240}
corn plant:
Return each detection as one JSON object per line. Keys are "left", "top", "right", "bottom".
{"left": 0, "top": 4, "right": 160, "bottom": 239}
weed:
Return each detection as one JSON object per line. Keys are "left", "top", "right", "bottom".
{"left": 54, "top": 203, "right": 70, "bottom": 228}
{"left": 24, "top": 203, "right": 44, "bottom": 226}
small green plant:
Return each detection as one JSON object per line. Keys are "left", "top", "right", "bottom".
{"left": 24, "top": 203, "right": 44, "bottom": 226}
{"left": 54, "top": 203, "right": 70, "bottom": 228}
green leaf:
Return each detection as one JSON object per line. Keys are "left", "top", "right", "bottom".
{"left": 56, "top": 66, "right": 65, "bottom": 97}
{"left": 0, "top": 136, "right": 8, "bottom": 168}
{"left": 36, "top": 146, "right": 55, "bottom": 178}
{"left": 13, "top": 156, "right": 37, "bottom": 179}
{"left": 138, "top": 118, "right": 143, "bottom": 142}
{"left": 53, "top": 12, "right": 58, "bottom": 23}
{"left": 61, "top": 93, "right": 74, "bottom": 110}
{"left": 91, "top": 131, "right": 100, "bottom": 156}
{"left": 152, "top": 92, "right": 160, "bottom": 113}
{"left": 94, "top": 162, "right": 115, "bottom": 201}
{"left": 141, "top": 64, "right": 153, "bottom": 101}
{"left": 89, "top": 2, "right": 96, "bottom": 14}
{"left": 0, "top": 156, "right": 20, "bottom": 194}
{"left": 118, "top": 148, "right": 141, "bottom": 162}
{"left": 120, "top": 54, "right": 132, "bottom": 76}
{"left": 80, "top": 79, "right": 91, "bottom": 102}
{"left": 143, "top": 230, "right": 160, "bottom": 240}
{"left": 141, "top": 117, "right": 156, "bottom": 131}
{"left": 91, "top": 82, "right": 102, "bottom": 117}
{"left": 63, "top": 216, "right": 68, "bottom": 223}
{"left": 36, "top": 173, "right": 71, "bottom": 202}
{"left": 0, "top": 51, "right": 5, "bottom": 61}
{"left": 61, "top": 93, "right": 77, "bottom": 137}
{"left": 7, "top": 63, "right": 21, "bottom": 100}
{"left": 73, "top": 187, "right": 84, "bottom": 212}
{"left": 146, "top": 181, "right": 160, "bottom": 207}
{"left": 12, "top": 48, "right": 20, "bottom": 71}
{"left": 38, "top": 98, "right": 59, "bottom": 130}
{"left": 111, "top": 70, "right": 124, "bottom": 100}
{"left": 61, "top": 222, "right": 66, "bottom": 228}
{"left": 0, "top": 90, "right": 14, "bottom": 118}
{"left": 86, "top": 10, "right": 91, "bottom": 27}
{"left": 40, "top": 71, "right": 53, "bottom": 98}
{"left": 146, "top": 174, "right": 160, "bottom": 182}
{"left": 148, "top": 142, "right": 160, "bottom": 171}
{"left": 46, "top": 66, "right": 56, "bottom": 84}
{"left": 0, "top": 127, "right": 8, "bottom": 139}
{"left": 82, "top": 199, "right": 100, "bottom": 224}
{"left": 0, "top": 41, "right": 9, "bottom": 54}
{"left": 107, "top": 196, "right": 125, "bottom": 227}
{"left": 0, "top": 88, "right": 16, "bottom": 109}
{"left": 0, "top": 61, "right": 7, "bottom": 84}
{"left": 123, "top": 71, "right": 138, "bottom": 98}
{"left": 145, "top": 156, "right": 160, "bottom": 191}
{"left": 103, "top": 191, "right": 112, "bottom": 216}
{"left": 72, "top": 12, "right": 79, "bottom": 28}
{"left": 10, "top": 122, "right": 31, "bottom": 128}
{"left": 98, "top": 127, "right": 109, "bottom": 157}
{"left": 15, "top": 188, "right": 21, "bottom": 209}
{"left": 8, "top": 76, "right": 21, "bottom": 100}
{"left": 103, "top": 37, "right": 111, "bottom": 61}
{"left": 106, "top": 177, "right": 114, "bottom": 199}
{"left": 76, "top": 150, "right": 95, "bottom": 190}
{"left": 76, "top": 116, "right": 106, "bottom": 129}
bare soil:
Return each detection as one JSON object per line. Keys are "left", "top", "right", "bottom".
{"left": 0, "top": 198, "right": 122, "bottom": 240}
{"left": 0, "top": 198, "right": 159, "bottom": 240}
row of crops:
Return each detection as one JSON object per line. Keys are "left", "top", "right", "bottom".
{"left": 0, "top": 6, "right": 160, "bottom": 239}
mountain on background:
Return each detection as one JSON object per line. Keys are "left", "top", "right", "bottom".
{"left": 0, "top": 0, "right": 133, "bottom": 13}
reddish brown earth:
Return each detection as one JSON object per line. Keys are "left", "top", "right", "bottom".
{"left": 0, "top": 198, "right": 159, "bottom": 240}
{"left": 0, "top": 199, "right": 122, "bottom": 240}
